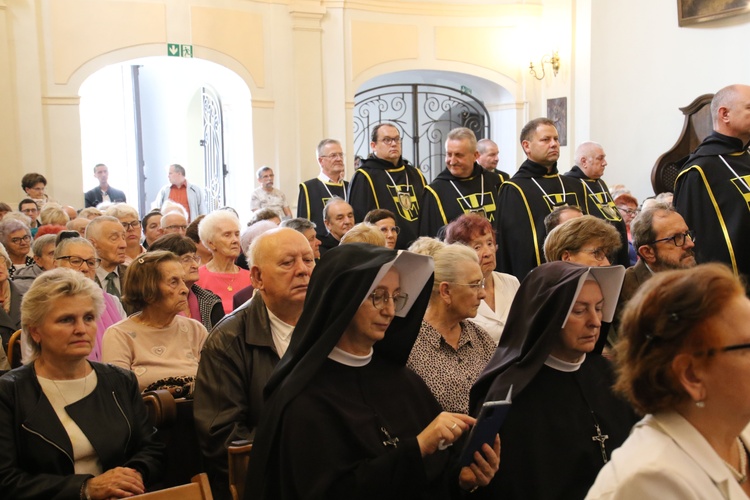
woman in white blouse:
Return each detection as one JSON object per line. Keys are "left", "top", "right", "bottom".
{"left": 444, "top": 213, "right": 519, "bottom": 344}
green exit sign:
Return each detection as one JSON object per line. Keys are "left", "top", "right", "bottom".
{"left": 168, "top": 44, "right": 193, "bottom": 58}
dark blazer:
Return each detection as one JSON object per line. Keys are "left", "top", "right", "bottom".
{"left": 0, "top": 282, "right": 22, "bottom": 351}
{"left": 613, "top": 259, "right": 652, "bottom": 334}
{"left": 84, "top": 185, "right": 127, "bottom": 208}
{"left": 193, "top": 292, "right": 280, "bottom": 499}
{"left": 0, "top": 362, "right": 164, "bottom": 499}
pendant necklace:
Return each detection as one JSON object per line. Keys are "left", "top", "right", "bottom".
{"left": 50, "top": 368, "right": 89, "bottom": 406}
{"left": 449, "top": 174, "right": 486, "bottom": 218}
{"left": 321, "top": 179, "right": 347, "bottom": 202}
{"left": 582, "top": 179, "right": 620, "bottom": 220}
{"left": 384, "top": 168, "right": 412, "bottom": 210}
{"left": 531, "top": 175, "right": 568, "bottom": 211}
{"left": 719, "top": 155, "right": 750, "bottom": 192}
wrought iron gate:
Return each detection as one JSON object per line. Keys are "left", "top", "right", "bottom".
{"left": 201, "top": 86, "right": 226, "bottom": 211}
{"left": 353, "top": 84, "right": 491, "bottom": 182}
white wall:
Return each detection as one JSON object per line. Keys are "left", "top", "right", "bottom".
{"left": 589, "top": 1, "right": 750, "bottom": 202}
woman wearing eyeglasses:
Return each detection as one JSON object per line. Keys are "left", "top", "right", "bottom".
{"left": 615, "top": 193, "right": 640, "bottom": 266}
{"left": 406, "top": 242, "right": 496, "bottom": 414}
{"left": 246, "top": 244, "right": 500, "bottom": 499}
{"left": 48, "top": 237, "right": 126, "bottom": 363}
{"left": 102, "top": 251, "right": 208, "bottom": 391}
{"left": 0, "top": 219, "right": 33, "bottom": 280}
{"left": 104, "top": 204, "right": 145, "bottom": 265}
{"left": 587, "top": 264, "right": 750, "bottom": 499}
{"left": 470, "top": 261, "right": 637, "bottom": 500}
{"left": 444, "top": 213, "right": 520, "bottom": 344}
{"left": 364, "top": 209, "right": 400, "bottom": 249}
{"left": 148, "top": 234, "right": 225, "bottom": 331}
{"left": 544, "top": 215, "right": 623, "bottom": 267}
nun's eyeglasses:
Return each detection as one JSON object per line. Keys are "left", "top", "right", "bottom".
{"left": 369, "top": 290, "right": 408, "bottom": 312}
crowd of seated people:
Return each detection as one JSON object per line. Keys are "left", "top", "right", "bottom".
{"left": 0, "top": 128, "right": 738, "bottom": 500}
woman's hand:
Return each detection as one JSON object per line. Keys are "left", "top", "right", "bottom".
{"left": 85, "top": 467, "right": 145, "bottom": 499}
{"left": 458, "top": 435, "right": 501, "bottom": 492}
{"left": 417, "top": 412, "right": 476, "bottom": 457}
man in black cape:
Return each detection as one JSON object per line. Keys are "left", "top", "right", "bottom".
{"left": 419, "top": 128, "right": 502, "bottom": 238}
{"left": 297, "top": 138, "right": 349, "bottom": 239}
{"left": 348, "top": 123, "right": 427, "bottom": 249}
{"left": 564, "top": 141, "right": 630, "bottom": 267}
{"left": 496, "top": 118, "right": 586, "bottom": 280}
{"left": 674, "top": 84, "right": 750, "bottom": 282}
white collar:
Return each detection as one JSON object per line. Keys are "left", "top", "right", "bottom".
{"left": 545, "top": 354, "right": 585, "bottom": 372}
{"left": 328, "top": 346, "right": 372, "bottom": 367}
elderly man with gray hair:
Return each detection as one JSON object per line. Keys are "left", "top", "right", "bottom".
{"left": 297, "top": 138, "right": 349, "bottom": 238}
{"left": 250, "top": 166, "right": 291, "bottom": 220}
{"left": 419, "top": 127, "right": 503, "bottom": 238}
{"left": 194, "top": 227, "right": 315, "bottom": 499}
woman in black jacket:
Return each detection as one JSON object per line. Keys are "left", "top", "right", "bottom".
{"left": 0, "top": 268, "right": 163, "bottom": 500}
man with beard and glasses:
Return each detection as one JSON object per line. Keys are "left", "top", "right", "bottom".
{"left": 612, "top": 203, "right": 696, "bottom": 336}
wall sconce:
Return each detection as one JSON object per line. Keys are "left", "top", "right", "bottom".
{"left": 529, "top": 51, "right": 560, "bottom": 80}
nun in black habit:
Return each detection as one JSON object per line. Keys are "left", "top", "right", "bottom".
{"left": 245, "top": 243, "right": 500, "bottom": 500}
{"left": 469, "top": 261, "right": 638, "bottom": 500}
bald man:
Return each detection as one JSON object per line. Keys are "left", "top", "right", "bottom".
{"left": 194, "top": 228, "right": 315, "bottom": 499}
{"left": 564, "top": 141, "right": 629, "bottom": 267}
{"left": 477, "top": 138, "right": 510, "bottom": 183}
{"left": 675, "top": 84, "right": 750, "bottom": 281}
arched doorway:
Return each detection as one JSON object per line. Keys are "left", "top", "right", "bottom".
{"left": 79, "top": 57, "right": 253, "bottom": 220}
{"left": 354, "top": 70, "right": 514, "bottom": 182}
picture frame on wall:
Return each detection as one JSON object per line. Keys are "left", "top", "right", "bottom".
{"left": 677, "top": 0, "right": 750, "bottom": 27}
{"left": 547, "top": 97, "right": 567, "bottom": 147}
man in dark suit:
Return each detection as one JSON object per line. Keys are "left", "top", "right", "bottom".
{"left": 84, "top": 164, "right": 127, "bottom": 208}
{"left": 612, "top": 203, "right": 696, "bottom": 337}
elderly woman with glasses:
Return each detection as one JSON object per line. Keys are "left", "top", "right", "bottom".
{"left": 148, "top": 233, "right": 224, "bottom": 331}
{"left": 45, "top": 237, "right": 126, "bottom": 362}
{"left": 104, "top": 204, "right": 145, "bottom": 265}
{"left": 0, "top": 268, "right": 163, "bottom": 499}
{"left": 444, "top": 213, "right": 520, "bottom": 344}
{"left": 102, "top": 251, "right": 208, "bottom": 391}
{"left": 587, "top": 264, "right": 750, "bottom": 499}
{"left": 407, "top": 241, "right": 496, "bottom": 414}
{"left": 544, "top": 215, "right": 623, "bottom": 267}
{"left": 246, "top": 243, "right": 500, "bottom": 499}
{"left": 0, "top": 219, "right": 33, "bottom": 280}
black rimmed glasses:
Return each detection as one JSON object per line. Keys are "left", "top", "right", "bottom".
{"left": 647, "top": 230, "right": 695, "bottom": 247}
{"left": 320, "top": 153, "right": 345, "bottom": 159}
{"left": 121, "top": 220, "right": 142, "bottom": 231}
{"left": 55, "top": 256, "right": 101, "bottom": 269}
{"left": 369, "top": 290, "right": 408, "bottom": 312}
{"left": 448, "top": 279, "right": 486, "bottom": 292}
{"left": 10, "top": 235, "right": 31, "bottom": 245}
{"left": 380, "top": 137, "right": 401, "bottom": 145}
